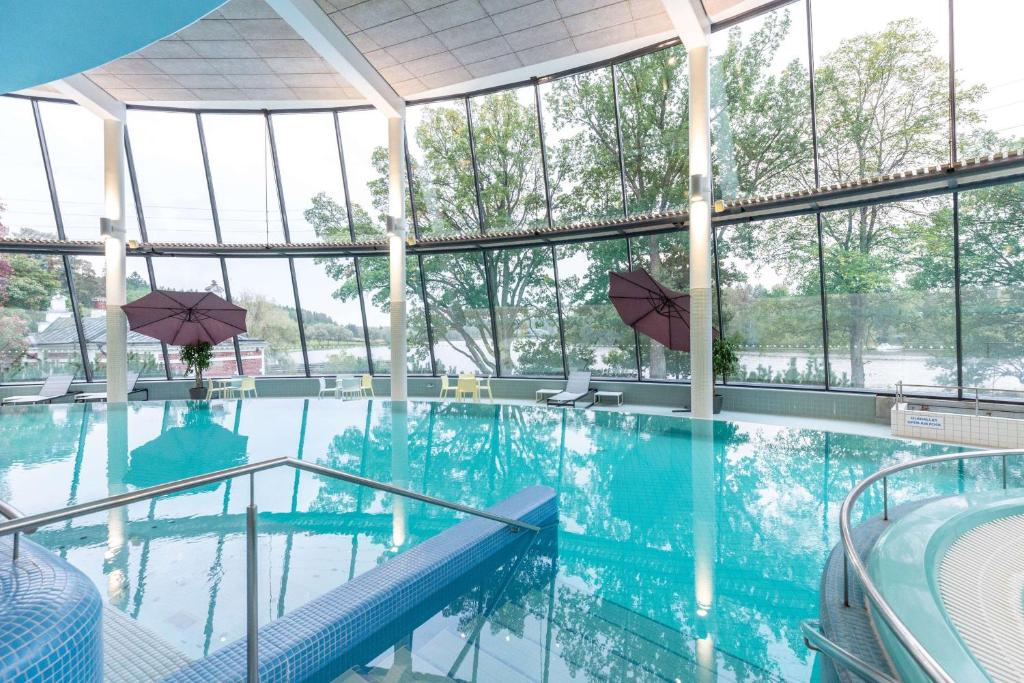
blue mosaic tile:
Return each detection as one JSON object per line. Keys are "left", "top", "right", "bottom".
{"left": 163, "top": 485, "right": 557, "bottom": 683}
{"left": 0, "top": 536, "right": 102, "bottom": 683}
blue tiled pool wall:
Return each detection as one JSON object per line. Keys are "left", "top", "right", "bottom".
{"left": 0, "top": 536, "right": 102, "bottom": 683}
{"left": 164, "top": 485, "right": 558, "bottom": 683}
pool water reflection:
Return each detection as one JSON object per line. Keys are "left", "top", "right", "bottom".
{"left": 0, "top": 398, "right": 981, "bottom": 681}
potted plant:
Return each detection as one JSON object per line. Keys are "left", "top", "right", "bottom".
{"left": 711, "top": 337, "right": 740, "bottom": 414}
{"left": 180, "top": 341, "right": 213, "bottom": 400}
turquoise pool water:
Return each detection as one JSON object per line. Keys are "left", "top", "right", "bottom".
{"left": 0, "top": 398, "right": 989, "bottom": 681}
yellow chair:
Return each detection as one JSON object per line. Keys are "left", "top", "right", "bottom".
{"left": 439, "top": 375, "right": 455, "bottom": 399}
{"left": 238, "top": 376, "right": 257, "bottom": 398}
{"left": 360, "top": 374, "right": 374, "bottom": 397}
{"left": 455, "top": 375, "right": 479, "bottom": 402}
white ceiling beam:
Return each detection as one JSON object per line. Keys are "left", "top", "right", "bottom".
{"left": 660, "top": 0, "right": 711, "bottom": 47}
{"left": 55, "top": 74, "right": 126, "bottom": 121}
{"left": 265, "top": 0, "right": 404, "bottom": 118}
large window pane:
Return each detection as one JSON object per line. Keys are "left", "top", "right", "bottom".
{"left": 69, "top": 255, "right": 164, "bottom": 379}
{"left": 959, "top": 181, "right": 1024, "bottom": 396}
{"left": 151, "top": 257, "right": 240, "bottom": 377}
{"left": 556, "top": 239, "right": 638, "bottom": 378}
{"left": 821, "top": 197, "right": 955, "bottom": 391}
{"left": 293, "top": 257, "right": 369, "bottom": 374}
{"left": 423, "top": 252, "right": 495, "bottom": 375}
{"left": 953, "top": 0, "right": 1024, "bottom": 157}
{"left": 617, "top": 45, "right": 689, "bottom": 215}
{"left": 717, "top": 216, "right": 825, "bottom": 385}
{"left": 38, "top": 102, "right": 103, "bottom": 241}
{"left": 358, "top": 256, "right": 431, "bottom": 374}
{"left": 0, "top": 97, "right": 57, "bottom": 238}
{"left": 337, "top": 110, "right": 388, "bottom": 238}
{"left": 491, "top": 247, "right": 562, "bottom": 377}
{"left": 469, "top": 86, "right": 546, "bottom": 232}
{"left": 711, "top": 3, "right": 814, "bottom": 200}
{"left": 273, "top": 113, "right": 347, "bottom": 244}
{"left": 541, "top": 67, "right": 624, "bottom": 224}
{"left": 0, "top": 252, "right": 83, "bottom": 381}
{"left": 812, "top": 0, "right": 950, "bottom": 185}
{"left": 224, "top": 258, "right": 302, "bottom": 376}
{"left": 631, "top": 231, "right": 690, "bottom": 380}
{"left": 202, "top": 114, "right": 284, "bottom": 244}
{"left": 128, "top": 110, "right": 216, "bottom": 243}
{"left": 406, "top": 101, "right": 478, "bottom": 236}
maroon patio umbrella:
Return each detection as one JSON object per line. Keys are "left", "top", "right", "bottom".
{"left": 122, "top": 290, "right": 247, "bottom": 346}
{"left": 608, "top": 269, "right": 717, "bottom": 351}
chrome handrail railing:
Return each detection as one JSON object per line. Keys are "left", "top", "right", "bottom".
{"left": 894, "top": 381, "right": 1024, "bottom": 416}
{"left": 0, "top": 456, "right": 544, "bottom": 682}
{"left": 0, "top": 499, "right": 24, "bottom": 560}
{"left": 831, "top": 448, "right": 1024, "bottom": 683}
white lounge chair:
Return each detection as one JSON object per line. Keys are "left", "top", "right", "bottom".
{"left": 546, "top": 371, "right": 595, "bottom": 408}
{"left": 317, "top": 377, "right": 339, "bottom": 398}
{"left": 3, "top": 374, "right": 74, "bottom": 406}
{"left": 74, "top": 372, "right": 147, "bottom": 402}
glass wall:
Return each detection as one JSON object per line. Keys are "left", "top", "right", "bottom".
{"left": 820, "top": 196, "right": 956, "bottom": 391}
{"left": 293, "top": 257, "right": 369, "bottom": 374}
{"left": 0, "top": 97, "right": 57, "bottom": 238}
{"left": 540, "top": 67, "right": 624, "bottom": 224}
{"left": 422, "top": 251, "right": 495, "bottom": 375}
{"left": 490, "top": 247, "right": 562, "bottom": 377}
{"left": 958, "top": 181, "right": 1024, "bottom": 395}
{"left": 631, "top": 231, "right": 690, "bottom": 380}
{"left": 556, "top": 239, "right": 638, "bottom": 378}
{"left": 469, "top": 86, "right": 547, "bottom": 232}
{"left": 717, "top": 216, "right": 825, "bottom": 385}
{"left": 616, "top": 45, "right": 690, "bottom": 215}
{"left": 202, "top": 114, "right": 284, "bottom": 244}
{"left": 0, "top": 252, "right": 82, "bottom": 381}
{"left": 2, "top": 3, "right": 1024, "bottom": 397}
{"left": 128, "top": 110, "right": 217, "bottom": 242}
{"left": 224, "top": 258, "right": 303, "bottom": 376}
{"left": 811, "top": 0, "right": 950, "bottom": 185}
{"left": 337, "top": 109, "right": 388, "bottom": 238}
{"left": 711, "top": 2, "right": 814, "bottom": 200}
{"left": 272, "top": 112, "right": 347, "bottom": 243}
{"left": 405, "top": 101, "right": 478, "bottom": 236}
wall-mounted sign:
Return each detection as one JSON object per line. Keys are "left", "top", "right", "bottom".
{"left": 907, "top": 414, "right": 945, "bottom": 429}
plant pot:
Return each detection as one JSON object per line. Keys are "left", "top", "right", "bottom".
{"left": 188, "top": 386, "right": 206, "bottom": 400}
{"left": 713, "top": 394, "right": 724, "bottom": 415}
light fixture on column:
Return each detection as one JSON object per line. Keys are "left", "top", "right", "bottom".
{"left": 689, "top": 173, "right": 707, "bottom": 199}
{"left": 100, "top": 217, "right": 116, "bottom": 240}
{"left": 386, "top": 215, "right": 406, "bottom": 238}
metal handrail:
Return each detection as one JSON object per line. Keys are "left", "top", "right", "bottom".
{"left": 0, "top": 456, "right": 544, "bottom": 682}
{"left": 837, "top": 448, "right": 1024, "bottom": 683}
{"left": 0, "top": 499, "right": 24, "bottom": 561}
{"left": 0, "top": 456, "right": 540, "bottom": 537}
{"left": 801, "top": 619, "right": 897, "bottom": 683}
{"left": 894, "top": 381, "right": 1024, "bottom": 416}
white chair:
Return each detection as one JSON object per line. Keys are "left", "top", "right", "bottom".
{"left": 478, "top": 374, "right": 493, "bottom": 401}
{"left": 317, "top": 377, "right": 339, "bottom": 398}
{"left": 340, "top": 376, "right": 362, "bottom": 400}
{"left": 438, "top": 375, "right": 455, "bottom": 399}
{"left": 3, "top": 374, "right": 74, "bottom": 406}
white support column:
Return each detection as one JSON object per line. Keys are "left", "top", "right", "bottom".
{"left": 103, "top": 117, "right": 128, "bottom": 404}
{"left": 58, "top": 75, "right": 129, "bottom": 404}
{"left": 688, "top": 43, "right": 714, "bottom": 419}
{"left": 387, "top": 116, "right": 408, "bottom": 401}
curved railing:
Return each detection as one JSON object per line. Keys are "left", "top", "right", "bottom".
{"left": 808, "top": 448, "right": 1024, "bottom": 683}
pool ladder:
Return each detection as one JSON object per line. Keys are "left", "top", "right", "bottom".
{"left": 806, "top": 448, "right": 1024, "bottom": 683}
{"left": 0, "top": 456, "right": 541, "bottom": 683}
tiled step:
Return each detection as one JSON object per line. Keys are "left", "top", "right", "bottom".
{"left": 103, "top": 606, "right": 192, "bottom": 683}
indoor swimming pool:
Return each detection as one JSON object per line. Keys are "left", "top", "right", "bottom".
{"left": 0, "top": 398, "right": 990, "bottom": 681}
